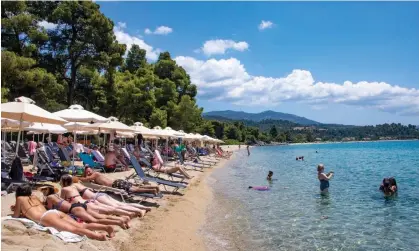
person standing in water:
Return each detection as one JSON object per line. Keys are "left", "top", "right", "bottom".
{"left": 317, "top": 164, "right": 333, "bottom": 193}
{"left": 247, "top": 145, "right": 250, "bottom": 156}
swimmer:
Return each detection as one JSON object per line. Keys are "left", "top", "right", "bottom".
{"left": 267, "top": 171, "right": 273, "bottom": 181}
{"left": 380, "top": 177, "right": 397, "bottom": 196}
{"left": 317, "top": 164, "right": 333, "bottom": 193}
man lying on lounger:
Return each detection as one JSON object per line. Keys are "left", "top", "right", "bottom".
{"left": 79, "top": 167, "right": 160, "bottom": 195}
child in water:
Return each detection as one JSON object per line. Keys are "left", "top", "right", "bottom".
{"left": 267, "top": 171, "right": 273, "bottom": 181}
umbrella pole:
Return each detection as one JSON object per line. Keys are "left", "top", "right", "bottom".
{"left": 42, "top": 133, "right": 45, "bottom": 143}
{"left": 73, "top": 131, "right": 77, "bottom": 167}
{"left": 15, "top": 118, "right": 23, "bottom": 155}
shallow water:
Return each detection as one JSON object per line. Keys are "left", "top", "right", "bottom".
{"left": 203, "top": 141, "right": 419, "bottom": 251}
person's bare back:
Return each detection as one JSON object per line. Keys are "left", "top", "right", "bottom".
{"left": 91, "top": 172, "right": 114, "bottom": 187}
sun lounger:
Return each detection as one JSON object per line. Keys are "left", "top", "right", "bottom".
{"left": 78, "top": 153, "right": 106, "bottom": 172}
{"left": 139, "top": 157, "right": 187, "bottom": 182}
{"left": 91, "top": 150, "right": 105, "bottom": 164}
{"left": 80, "top": 181, "right": 163, "bottom": 202}
{"left": 129, "top": 154, "right": 187, "bottom": 192}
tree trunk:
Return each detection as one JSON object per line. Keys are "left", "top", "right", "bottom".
{"left": 67, "top": 64, "right": 76, "bottom": 105}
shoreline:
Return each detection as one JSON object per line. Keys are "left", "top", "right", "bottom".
{"left": 1, "top": 146, "right": 237, "bottom": 251}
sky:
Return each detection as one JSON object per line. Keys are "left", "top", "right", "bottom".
{"left": 98, "top": 2, "right": 419, "bottom": 125}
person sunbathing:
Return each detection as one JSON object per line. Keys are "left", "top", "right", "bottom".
{"left": 60, "top": 175, "right": 137, "bottom": 218}
{"left": 44, "top": 190, "right": 130, "bottom": 228}
{"left": 79, "top": 167, "right": 160, "bottom": 195}
{"left": 72, "top": 181, "right": 150, "bottom": 216}
{"left": 151, "top": 156, "right": 192, "bottom": 179}
{"left": 11, "top": 184, "right": 112, "bottom": 241}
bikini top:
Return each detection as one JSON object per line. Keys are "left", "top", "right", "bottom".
{"left": 21, "top": 196, "right": 42, "bottom": 218}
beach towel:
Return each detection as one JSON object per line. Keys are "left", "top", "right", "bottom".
{"left": 2, "top": 216, "right": 86, "bottom": 243}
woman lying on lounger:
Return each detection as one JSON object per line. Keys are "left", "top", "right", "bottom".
{"left": 60, "top": 175, "right": 140, "bottom": 218}
{"left": 11, "top": 184, "right": 113, "bottom": 241}
{"left": 72, "top": 181, "right": 151, "bottom": 214}
{"left": 151, "top": 156, "right": 192, "bottom": 179}
{"left": 43, "top": 189, "right": 131, "bottom": 229}
{"left": 79, "top": 167, "right": 160, "bottom": 195}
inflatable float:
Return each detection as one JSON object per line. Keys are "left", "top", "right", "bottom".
{"left": 248, "top": 186, "right": 269, "bottom": 191}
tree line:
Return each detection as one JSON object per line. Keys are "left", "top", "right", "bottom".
{"left": 200, "top": 118, "right": 419, "bottom": 144}
{"left": 1, "top": 1, "right": 202, "bottom": 132}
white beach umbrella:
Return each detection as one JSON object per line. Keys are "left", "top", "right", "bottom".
{"left": 1, "top": 118, "right": 31, "bottom": 129}
{"left": 164, "top": 127, "right": 186, "bottom": 138}
{"left": 116, "top": 131, "right": 135, "bottom": 138}
{"left": 53, "top": 104, "right": 107, "bottom": 123}
{"left": 84, "top": 116, "right": 134, "bottom": 132}
{"left": 130, "top": 122, "right": 155, "bottom": 136}
{"left": 148, "top": 126, "right": 173, "bottom": 138}
{"left": 1, "top": 98, "right": 67, "bottom": 125}
{"left": 1, "top": 97, "right": 68, "bottom": 154}
{"left": 24, "top": 123, "right": 67, "bottom": 134}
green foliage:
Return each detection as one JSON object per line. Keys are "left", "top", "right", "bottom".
{"left": 1, "top": 1, "right": 204, "bottom": 136}
{"left": 269, "top": 125, "right": 278, "bottom": 138}
{"left": 223, "top": 139, "right": 242, "bottom": 145}
{"left": 121, "top": 45, "right": 146, "bottom": 74}
{"left": 149, "top": 108, "right": 168, "bottom": 128}
{"left": 169, "top": 95, "right": 202, "bottom": 132}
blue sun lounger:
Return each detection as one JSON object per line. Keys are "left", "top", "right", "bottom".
{"left": 78, "top": 153, "right": 106, "bottom": 173}
{"left": 139, "top": 157, "right": 187, "bottom": 183}
{"left": 129, "top": 154, "right": 187, "bottom": 192}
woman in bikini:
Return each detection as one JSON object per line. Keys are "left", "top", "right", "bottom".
{"left": 60, "top": 175, "right": 137, "bottom": 218}
{"left": 44, "top": 191, "right": 130, "bottom": 228}
{"left": 11, "top": 184, "right": 113, "bottom": 241}
{"left": 73, "top": 182, "right": 150, "bottom": 217}
{"left": 151, "top": 153, "right": 192, "bottom": 179}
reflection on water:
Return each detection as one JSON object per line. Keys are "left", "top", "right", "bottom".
{"left": 203, "top": 141, "right": 419, "bottom": 251}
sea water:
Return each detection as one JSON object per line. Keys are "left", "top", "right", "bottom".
{"left": 203, "top": 140, "right": 419, "bottom": 251}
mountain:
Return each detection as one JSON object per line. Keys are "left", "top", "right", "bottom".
{"left": 203, "top": 110, "right": 320, "bottom": 125}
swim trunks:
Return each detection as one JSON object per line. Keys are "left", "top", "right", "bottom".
{"left": 112, "top": 179, "right": 132, "bottom": 192}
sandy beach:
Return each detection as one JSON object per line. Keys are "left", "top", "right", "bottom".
{"left": 1, "top": 145, "right": 240, "bottom": 251}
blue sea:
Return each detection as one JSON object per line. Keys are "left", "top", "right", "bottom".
{"left": 203, "top": 140, "right": 419, "bottom": 251}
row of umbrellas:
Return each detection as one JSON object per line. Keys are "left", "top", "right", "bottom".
{"left": 1, "top": 97, "right": 223, "bottom": 146}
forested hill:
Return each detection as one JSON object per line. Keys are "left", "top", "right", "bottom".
{"left": 203, "top": 110, "right": 320, "bottom": 125}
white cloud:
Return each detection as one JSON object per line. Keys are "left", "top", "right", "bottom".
{"left": 174, "top": 56, "right": 419, "bottom": 116}
{"left": 200, "top": 39, "right": 249, "bottom": 56}
{"left": 258, "top": 20, "right": 274, "bottom": 31}
{"left": 114, "top": 23, "right": 161, "bottom": 61}
{"left": 144, "top": 26, "right": 173, "bottom": 35}
{"left": 117, "top": 22, "right": 127, "bottom": 29}
{"left": 144, "top": 28, "right": 152, "bottom": 35}
{"left": 38, "top": 20, "right": 57, "bottom": 30}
